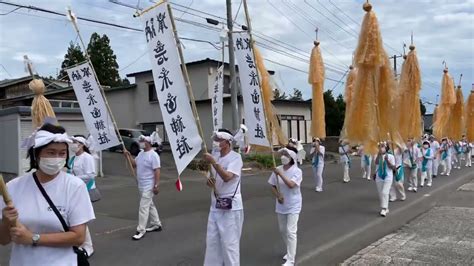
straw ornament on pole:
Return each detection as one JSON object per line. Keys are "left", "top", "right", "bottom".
{"left": 433, "top": 66, "right": 456, "bottom": 138}
{"left": 396, "top": 41, "right": 422, "bottom": 140}
{"left": 308, "top": 30, "right": 326, "bottom": 139}
{"left": 343, "top": 1, "right": 400, "bottom": 154}
{"left": 465, "top": 88, "right": 474, "bottom": 142}
{"left": 447, "top": 76, "right": 464, "bottom": 140}
{"left": 24, "top": 55, "right": 56, "bottom": 128}
{"left": 340, "top": 64, "right": 357, "bottom": 139}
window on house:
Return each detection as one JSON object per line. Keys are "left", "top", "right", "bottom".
{"left": 148, "top": 83, "right": 158, "bottom": 102}
{"left": 223, "top": 75, "right": 230, "bottom": 94}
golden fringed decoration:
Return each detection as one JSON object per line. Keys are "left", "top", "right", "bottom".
{"left": 30, "top": 79, "right": 56, "bottom": 128}
{"left": 397, "top": 44, "right": 422, "bottom": 140}
{"left": 344, "top": 1, "right": 399, "bottom": 154}
{"left": 448, "top": 86, "right": 464, "bottom": 140}
{"left": 340, "top": 66, "right": 357, "bottom": 139}
{"left": 433, "top": 69, "right": 456, "bottom": 138}
{"left": 253, "top": 46, "right": 287, "bottom": 146}
{"left": 465, "top": 90, "right": 474, "bottom": 142}
{"left": 308, "top": 41, "right": 326, "bottom": 139}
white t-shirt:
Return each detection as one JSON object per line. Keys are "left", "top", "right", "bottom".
{"left": 0, "top": 171, "right": 95, "bottom": 266}
{"left": 375, "top": 153, "right": 395, "bottom": 181}
{"left": 210, "top": 151, "right": 243, "bottom": 211}
{"left": 70, "top": 152, "right": 96, "bottom": 189}
{"left": 310, "top": 145, "right": 325, "bottom": 166}
{"left": 339, "top": 145, "right": 351, "bottom": 163}
{"left": 135, "top": 150, "right": 161, "bottom": 192}
{"left": 267, "top": 164, "right": 303, "bottom": 214}
{"left": 431, "top": 140, "right": 440, "bottom": 158}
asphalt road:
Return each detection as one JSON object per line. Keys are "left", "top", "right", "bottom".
{"left": 1, "top": 152, "right": 473, "bottom": 266}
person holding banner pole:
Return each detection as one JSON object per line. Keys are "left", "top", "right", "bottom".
{"left": 203, "top": 129, "right": 244, "bottom": 266}
{"left": 124, "top": 136, "right": 162, "bottom": 241}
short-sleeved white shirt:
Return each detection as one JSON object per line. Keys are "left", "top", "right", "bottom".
{"left": 0, "top": 171, "right": 95, "bottom": 266}
{"left": 339, "top": 145, "right": 351, "bottom": 163}
{"left": 135, "top": 150, "right": 161, "bottom": 192}
{"left": 70, "top": 152, "right": 96, "bottom": 189}
{"left": 210, "top": 151, "right": 243, "bottom": 211}
{"left": 267, "top": 164, "right": 303, "bottom": 214}
{"left": 375, "top": 154, "right": 395, "bottom": 181}
{"left": 310, "top": 145, "right": 325, "bottom": 166}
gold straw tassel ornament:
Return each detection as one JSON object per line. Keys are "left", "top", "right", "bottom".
{"left": 308, "top": 41, "right": 326, "bottom": 139}
{"left": 253, "top": 46, "right": 287, "bottom": 146}
{"left": 344, "top": 2, "right": 399, "bottom": 153}
{"left": 397, "top": 44, "right": 422, "bottom": 140}
{"left": 433, "top": 69, "right": 456, "bottom": 138}
{"left": 465, "top": 90, "right": 474, "bottom": 142}
{"left": 448, "top": 86, "right": 464, "bottom": 140}
{"left": 340, "top": 66, "right": 357, "bottom": 139}
{"left": 30, "top": 79, "right": 56, "bottom": 128}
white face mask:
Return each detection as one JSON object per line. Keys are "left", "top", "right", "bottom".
{"left": 213, "top": 141, "right": 221, "bottom": 152}
{"left": 139, "top": 142, "right": 146, "bottom": 149}
{"left": 423, "top": 145, "right": 429, "bottom": 149}
{"left": 281, "top": 155, "right": 291, "bottom": 165}
{"left": 39, "top": 157, "right": 66, "bottom": 175}
{"left": 380, "top": 148, "right": 386, "bottom": 154}
{"left": 70, "top": 143, "right": 79, "bottom": 153}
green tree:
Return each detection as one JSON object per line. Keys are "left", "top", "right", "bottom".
{"left": 289, "top": 88, "right": 303, "bottom": 101}
{"left": 87, "top": 33, "right": 121, "bottom": 87}
{"left": 273, "top": 88, "right": 287, "bottom": 100}
{"left": 58, "top": 42, "right": 86, "bottom": 81}
{"left": 420, "top": 100, "right": 426, "bottom": 116}
{"left": 323, "top": 90, "right": 346, "bottom": 136}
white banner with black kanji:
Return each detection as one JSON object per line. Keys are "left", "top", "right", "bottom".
{"left": 67, "top": 62, "right": 121, "bottom": 151}
{"left": 233, "top": 32, "right": 270, "bottom": 147}
{"left": 211, "top": 65, "right": 224, "bottom": 131}
{"left": 142, "top": 3, "right": 202, "bottom": 174}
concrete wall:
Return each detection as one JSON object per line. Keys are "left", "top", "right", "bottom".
{"left": 106, "top": 88, "right": 136, "bottom": 129}
{"left": 187, "top": 63, "right": 212, "bottom": 101}
{"left": 0, "top": 113, "right": 19, "bottom": 176}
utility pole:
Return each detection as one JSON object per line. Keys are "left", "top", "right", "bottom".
{"left": 389, "top": 54, "right": 403, "bottom": 79}
{"left": 226, "top": 0, "right": 239, "bottom": 131}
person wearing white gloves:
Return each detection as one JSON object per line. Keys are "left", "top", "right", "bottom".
{"left": 310, "top": 138, "right": 325, "bottom": 192}
{"left": 374, "top": 142, "right": 396, "bottom": 217}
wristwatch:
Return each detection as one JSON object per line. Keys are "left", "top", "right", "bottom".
{"left": 32, "top": 234, "right": 40, "bottom": 246}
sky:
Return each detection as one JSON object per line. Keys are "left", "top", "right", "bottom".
{"left": 0, "top": 0, "right": 473, "bottom": 114}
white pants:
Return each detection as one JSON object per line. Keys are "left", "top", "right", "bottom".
{"left": 441, "top": 157, "right": 452, "bottom": 175}
{"left": 407, "top": 167, "right": 418, "bottom": 188}
{"left": 137, "top": 190, "right": 161, "bottom": 233}
{"left": 362, "top": 164, "right": 371, "bottom": 179}
{"left": 277, "top": 213, "right": 299, "bottom": 265}
{"left": 420, "top": 168, "right": 432, "bottom": 186}
{"left": 389, "top": 180, "right": 405, "bottom": 201}
{"left": 376, "top": 178, "right": 393, "bottom": 209}
{"left": 81, "top": 226, "right": 93, "bottom": 255}
{"left": 343, "top": 163, "right": 350, "bottom": 182}
{"left": 312, "top": 165, "right": 324, "bottom": 190}
{"left": 466, "top": 151, "right": 472, "bottom": 167}
{"left": 204, "top": 210, "right": 244, "bottom": 266}
{"left": 432, "top": 157, "right": 440, "bottom": 176}
{"left": 452, "top": 153, "right": 460, "bottom": 168}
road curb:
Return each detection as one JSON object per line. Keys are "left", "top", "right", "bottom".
{"left": 297, "top": 170, "right": 474, "bottom": 265}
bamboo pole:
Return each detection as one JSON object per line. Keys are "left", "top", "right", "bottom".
{"left": 67, "top": 8, "right": 136, "bottom": 177}
{"left": 0, "top": 174, "right": 16, "bottom": 226}
{"left": 242, "top": 0, "right": 281, "bottom": 192}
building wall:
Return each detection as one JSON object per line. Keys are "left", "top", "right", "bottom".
{"left": 106, "top": 88, "right": 137, "bottom": 129}
{"left": 0, "top": 113, "right": 19, "bottom": 176}
{"left": 187, "top": 63, "right": 212, "bottom": 101}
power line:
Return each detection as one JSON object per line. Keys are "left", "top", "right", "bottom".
{"left": 328, "top": 0, "right": 361, "bottom": 26}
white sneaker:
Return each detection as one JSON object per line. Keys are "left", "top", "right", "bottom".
{"left": 427, "top": 183, "right": 432, "bottom": 187}
{"left": 380, "top": 209, "right": 387, "bottom": 217}
{"left": 132, "top": 231, "right": 146, "bottom": 240}
{"left": 401, "top": 195, "right": 406, "bottom": 201}
{"left": 389, "top": 198, "right": 397, "bottom": 202}
{"left": 282, "top": 262, "right": 294, "bottom": 266}
{"left": 315, "top": 187, "right": 323, "bottom": 192}
{"left": 283, "top": 254, "right": 288, "bottom": 260}
{"left": 145, "top": 225, "right": 162, "bottom": 232}
{"left": 408, "top": 187, "right": 413, "bottom": 191}
{"left": 413, "top": 187, "right": 418, "bottom": 193}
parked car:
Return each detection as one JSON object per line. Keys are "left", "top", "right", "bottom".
{"left": 109, "top": 128, "right": 164, "bottom": 156}
{"left": 109, "top": 128, "right": 147, "bottom": 156}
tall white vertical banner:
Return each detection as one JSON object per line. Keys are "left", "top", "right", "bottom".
{"left": 142, "top": 3, "right": 202, "bottom": 174}
{"left": 67, "top": 62, "right": 120, "bottom": 151}
{"left": 211, "top": 65, "right": 224, "bottom": 131}
{"left": 233, "top": 32, "right": 270, "bottom": 147}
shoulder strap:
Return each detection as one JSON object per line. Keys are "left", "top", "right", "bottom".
{"left": 33, "top": 172, "right": 69, "bottom": 232}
